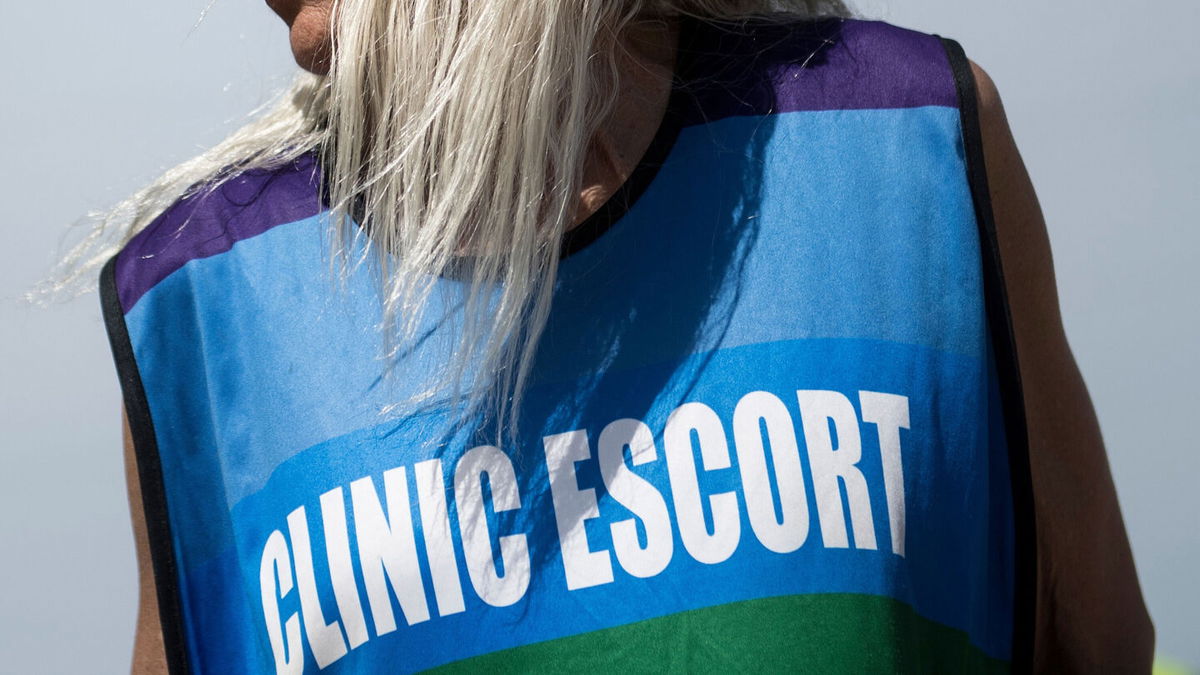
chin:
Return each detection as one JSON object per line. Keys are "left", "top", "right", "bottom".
{"left": 289, "top": 24, "right": 332, "bottom": 74}
{"left": 291, "top": 42, "right": 331, "bottom": 75}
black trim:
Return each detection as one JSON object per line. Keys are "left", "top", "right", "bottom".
{"left": 100, "top": 257, "right": 191, "bottom": 675}
{"left": 940, "top": 38, "right": 1038, "bottom": 672}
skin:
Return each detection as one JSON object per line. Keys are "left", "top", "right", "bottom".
{"left": 576, "top": 18, "right": 679, "bottom": 226}
{"left": 265, "top": 0, "right": 334, "bottom": 75}
{"left": 126, "top": 6, "right": 1154, "bottom": 672}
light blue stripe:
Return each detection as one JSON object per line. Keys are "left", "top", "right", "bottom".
{"left": 126, "top": 105, "right": 981, "bottom": 511}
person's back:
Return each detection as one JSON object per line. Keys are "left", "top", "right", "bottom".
{"left": 88, "top": 2, "right": 1152, "bottom": 672}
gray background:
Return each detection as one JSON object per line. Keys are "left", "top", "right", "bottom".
{"left": 1, "top": 0, "right": 1195, "bottom": 671}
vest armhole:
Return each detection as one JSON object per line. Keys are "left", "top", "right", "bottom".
{"left": 100, "top": 257, "right": 192, "bottom": 675}
{"left": 938, "top": 36, "right": 1038, "bottom": 671}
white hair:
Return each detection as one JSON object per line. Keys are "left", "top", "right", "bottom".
{"left": 57, "top": 0, "right": 850, "bottom": 433}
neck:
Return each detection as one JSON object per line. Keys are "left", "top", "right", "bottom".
{"left": 572, "top": 17, "right": 680, "bottom": 230}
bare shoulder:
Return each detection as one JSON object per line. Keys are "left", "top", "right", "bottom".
{"left": 968, "top": 59, "right": 1061, "bottom": 335}
{"left": 965, "top": 59, "right": 1155, "bottom": 670}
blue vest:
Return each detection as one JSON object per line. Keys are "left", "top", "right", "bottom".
{"left": 103, "top": 18, "right": 1031, "bottom": 674}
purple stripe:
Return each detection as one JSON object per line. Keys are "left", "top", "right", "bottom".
{"left": 678, "top": 19, "right": 957, "bottom": 125}
{"left": 115, "top": 153, "right": 323, "bottom": 312}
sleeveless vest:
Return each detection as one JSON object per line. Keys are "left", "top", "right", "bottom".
{"left": 103, "top": 18, "right": 1033, "bottom": 674}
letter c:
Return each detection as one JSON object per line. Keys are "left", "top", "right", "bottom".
{"left": 260, "top": 529, "right": 304, "bottom": 675}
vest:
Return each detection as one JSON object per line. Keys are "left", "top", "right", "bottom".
{"left": 102, "top": 18, "right": 1033, "bottom": 674}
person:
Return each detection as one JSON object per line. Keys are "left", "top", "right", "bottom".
{"left": 81, "top": 0, "right": 1152, "bottom": 672}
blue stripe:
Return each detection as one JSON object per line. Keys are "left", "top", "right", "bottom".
{"left": 123, "top": 105, "right": 1010, "bottom": 671}
{"left": 183, "top": 337, "right": 1013, "bottom": 671}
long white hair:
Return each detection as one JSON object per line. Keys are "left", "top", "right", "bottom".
{"left": 59, "top": 0, "right": 849, "bottom": 431}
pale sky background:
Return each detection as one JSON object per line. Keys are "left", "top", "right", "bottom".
{"left": 1, "top": 1, "right": 1196, "bottom": 672}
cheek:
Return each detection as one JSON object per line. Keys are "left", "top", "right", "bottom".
{"left": 288, "top": 3, "right": 334, "bottom": 74}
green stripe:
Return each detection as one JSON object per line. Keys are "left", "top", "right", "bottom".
{"left": 424, "top": 594, "right": 1007, "bottom": 674}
